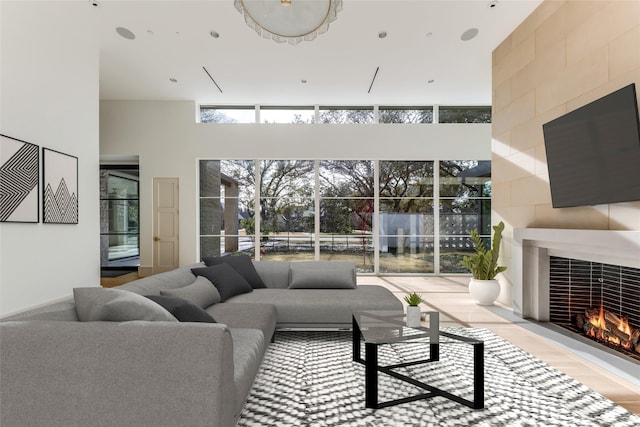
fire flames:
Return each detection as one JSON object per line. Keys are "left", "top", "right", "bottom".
{"left": 586, "top": 306, "right": 633, "bottom": 350}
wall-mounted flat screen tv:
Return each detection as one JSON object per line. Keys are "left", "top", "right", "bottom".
{"left": 542, "top": 83, "right": 640, "bottom": 208}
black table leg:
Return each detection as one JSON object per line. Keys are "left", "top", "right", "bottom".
{"left": 365, "top": 343, "right": 378, "bottom": 409}
{"left": 352, "top": 315, "right": 362, "bottom": 363}
{"left": 473, "top": 341, "right": 484, "bottom": 409}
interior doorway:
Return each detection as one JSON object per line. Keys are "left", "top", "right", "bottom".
{"left": 153, "top": 177, "right": 179, "bottom": 274}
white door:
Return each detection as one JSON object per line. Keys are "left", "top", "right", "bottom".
{"left": 153, "top": 178, "right": 179, "bottom": 274}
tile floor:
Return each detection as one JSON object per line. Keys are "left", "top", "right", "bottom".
{"left": 358, "top": 275, "right": 640, "bottom": 416}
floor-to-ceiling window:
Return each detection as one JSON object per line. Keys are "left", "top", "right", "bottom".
{"left": 198, "top": 160, "right": 490, "bottom": 274}
{"left": 438, "top": 160, "right": 491, "bottom": 273}
{"left": 319, "top": 161, "right": 375, "bottom": 272}
{"left": 259, "top": 160, "right": 315, "bottom": 260}
{"left": 378, "top": 161, "right": 435, "bottom": 273}
{"left": 199, "top": 160, "right": 257, "bottom": 258}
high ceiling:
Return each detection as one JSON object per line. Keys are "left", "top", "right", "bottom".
{"left": 95, "top": 0, "right": 542, "bottom": 106}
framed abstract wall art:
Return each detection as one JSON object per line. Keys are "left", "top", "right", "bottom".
{"left": 43, "top": 148, "right": 78, "bottom": 224}
{"left": 0, "top": 134, "right": 39, "bottom": 223}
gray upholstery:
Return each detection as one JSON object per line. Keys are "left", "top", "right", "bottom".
{"left": 289, "top": 261, "right": 356, "bottom": 289}
{"left": 226, "top": 286, "right": 402, "bottom": 326}
{"left": 161, "top": 275, "right": 221, "bottom": 307}
{"left": 74, "top": 287, "right": 178, "bottom": 322}
{"left": 229, "top": 328, "right": 267, "bottom": 418}
{"left": 206, "top": 303, "right": 277, "bottom": 343}
{"left": 0, "top": 259, "right": 403, "bottom": 426}
{"left": 0, "top": 321, "right": 235, "bottom": 427}
{"left": 1, "top": 298, "right": 78, "bottom": 321}
{"left": 252, "top": 260, "right": 291, "bottom": 288}
{"left": 119, "top": 265, "right": 200, "bottom": 295}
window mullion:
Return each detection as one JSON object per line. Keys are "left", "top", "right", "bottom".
{"left": 314, "top": 160, "right": 320, "bottom": 260}
{"left": 254, "top": 159, "right": 261, "bottom": 260}
{"left": 433, "top": 160, "right": 440, "bottom": 275}
{"left": 374, "top": 160, "right": 380, "bottom": 275}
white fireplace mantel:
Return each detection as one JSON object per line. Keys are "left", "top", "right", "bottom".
{"left": 512, "top": 228, "right": 640, "bottom": 321}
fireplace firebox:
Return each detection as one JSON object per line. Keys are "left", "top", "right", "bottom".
{"left": 549, "top": 256, "right": 640, "bottom": 361}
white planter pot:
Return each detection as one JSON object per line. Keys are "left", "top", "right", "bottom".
{"left": 406, "top": 305, "right": 422, "bottom": 327}
{"left": 468, "top": 278, "right": 501, "bottom": 306}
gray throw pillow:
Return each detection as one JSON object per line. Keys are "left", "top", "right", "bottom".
{"left": 161, "top": 276, "right": 221, "bottom": 308}
{"left": 73, "top": 287, "right": 178, "bottom": 322}
{"left": 288, "top": 262, "right": 357, "bottom": 289}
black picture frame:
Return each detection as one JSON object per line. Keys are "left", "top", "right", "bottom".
{"left": 43, "top": 147, "right": 78, "bottom": 224}
{"left": 0, "top": 134, "right": 40, "bottom": 223}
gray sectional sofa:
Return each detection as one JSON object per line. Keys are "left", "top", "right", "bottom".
{"left": 0, "top": 259, "right": 402, "bottom": 427}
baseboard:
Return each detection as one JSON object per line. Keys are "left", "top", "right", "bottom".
{"left": 138, "top": 266, "right": 154, "bottom": 277}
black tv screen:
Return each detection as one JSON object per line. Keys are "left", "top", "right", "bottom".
{"left": 542, "top": 83, "right": 640, "bottom": 208}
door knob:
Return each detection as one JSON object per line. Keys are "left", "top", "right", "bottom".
{"left": 154, "top": 236, "right": 160, "bottom": 241}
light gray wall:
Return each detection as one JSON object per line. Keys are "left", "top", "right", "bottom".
{"left": 100, "top": 100, "right": 491, "bottom": 271}
{"left": 0, "top": 2, "right": 100, "bottom": 315}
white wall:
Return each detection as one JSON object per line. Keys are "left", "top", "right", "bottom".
{"left": 100, "top": 100, "right": 491, "bottom": 271}
{"left": 0, "top": 2, "right": 100, "bottom": 315}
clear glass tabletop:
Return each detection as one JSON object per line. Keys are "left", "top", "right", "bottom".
{"left": 354, "top": 310, "right": 482, "bottom": 346}
{"left": 353, "top": 310, "right": 438, "bottom": 344}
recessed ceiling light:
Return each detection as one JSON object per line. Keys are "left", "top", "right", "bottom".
{"left": 460, "top": 28, "right": 479, "bottom": 41}
{"left": 210, "top": 30, "right": 220, "bottom": 39}
{"left": 378, "top": 31, "right": 387, "bottom": 39}
{"left": 169, "top": 78, "right": 178, "bottom": 83}
{"left": 115, "top": 27, "right": 135, "bottom": 40}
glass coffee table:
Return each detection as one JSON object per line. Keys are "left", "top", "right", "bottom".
{"left": 352, "top": 310, "right": 484, "bottom": 410}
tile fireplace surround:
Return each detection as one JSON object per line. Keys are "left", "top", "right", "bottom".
{"left": 512, "top": 228, "right": 640, "bottom": 381}
{"left": 513, "top": 228, "right": 640, "bottom": 321}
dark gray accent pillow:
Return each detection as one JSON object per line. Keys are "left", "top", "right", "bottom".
{"left": 191, "top": 264, "right": 253, "bottom": 302}
{"left": 202, "top": 255, "right": 266, "bottom": 289}
{"left": 73, "top": 287, "right": 178, "bottom": 322}
{"left": 288, "top": 263, "right": 357, "bottom": 289}
{"left": 145, "top": 295, "right": 216, "bottom": 323}
{"left": 160, "top": 276, "right": 221, "bottom": 308}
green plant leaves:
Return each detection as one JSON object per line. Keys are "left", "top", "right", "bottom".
{"left": 403, "top": 292, "right": 423, "bottom": 306}
{"left": 459, "top": 221, "right": 507, "bottom": 280}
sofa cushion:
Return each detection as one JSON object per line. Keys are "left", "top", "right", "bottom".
{"left": 117, "top": 266, "right": 198, "bottom": 296}
{"left": 145, "top": 295, "right": 217, "bottom": 323}
{"left": 203, "top": 255, "right": 266, "bottom": 289}
{"left": 252, "top": 261, "right": 291, "bottom": 289}
{"left": 206, "top": 303, "right": 277, "bottom": 343}
{"left": 192, "top": 264, "right": 253, "bottom": 302}
{"left": 160, "top": 276, "right": 221, "bottom": 308}
{"left": 288, "top": 261, "right": 356, "bottom": 289}
{"left": 225, "top": 286, "right": 403, "bottom": 326}
{"left": 73, "top": 288, "right": 178, "bottom": 322}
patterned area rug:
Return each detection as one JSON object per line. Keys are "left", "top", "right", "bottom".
{"left": 237, "top": 329, "right": 640, "bottom": 427}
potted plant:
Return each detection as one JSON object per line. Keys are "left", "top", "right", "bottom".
{"left": 403, "top": 292, "right": 423, "bottom": 327}
{"left": 460, "top": 221, "right": 507, "bottom": 305}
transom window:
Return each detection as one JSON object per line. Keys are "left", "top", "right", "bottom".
{"left": 199, "top": 105, "right": 489, "bottom": 124}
